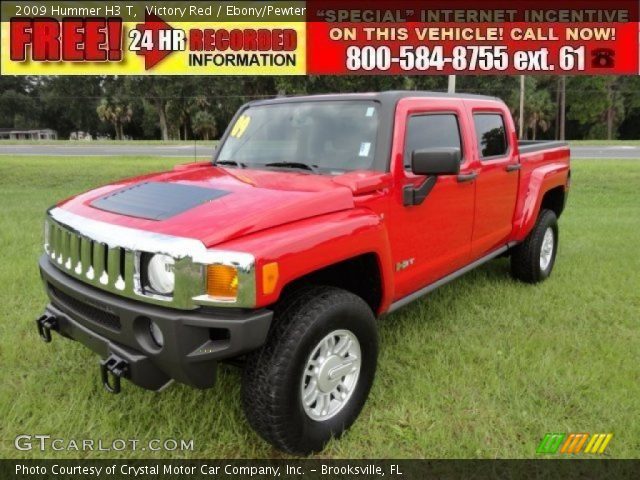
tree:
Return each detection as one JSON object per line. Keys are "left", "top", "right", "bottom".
{"left": 566, "top": 76, "right": 624, "bottom": 139}
{"left": 0, "top": 76, "right": 29, "bottom": 94}
{"left": 36, "top": 77, "right": 103, "bottom": 138}
{"left": 526, "top": 89, "right": 554, "bottom": 140}
{"left": 604, "top": 78, "right": 623, "bottom": 140}
{"left": 457, "top": 75, "right": 519, "bottom": 103}
{"left": 509, "top": 77, "right": 554, "bottom": 140}
{"left": 97, "top": 98, "right": 133, "bottom": 140}
{"left": 126, "top": 77, "right": 187, "bottom": 140}
{"left": 618, "top": 76, "right": 640, "bottom": 139}
{"left": 0, "top": 89, "right": 37, "bottom": 129}
{"left": 192, "top": 111, "right": 217, "bottom": 140}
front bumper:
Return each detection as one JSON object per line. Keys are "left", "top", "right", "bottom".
{"left": 38, "top": 255, "right": 272, "bottom": 391}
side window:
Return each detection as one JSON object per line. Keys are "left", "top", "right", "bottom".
{"left": 473, "top": 114, "right": 508, "bottom": 159}
{"left": 404, "top": 114, "right": 462, "bottom": 168}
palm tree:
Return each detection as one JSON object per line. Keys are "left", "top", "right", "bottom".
{"left": 192, "top": 111, "right": 216, "bottom": 140}
{"left": 96, "top": 98, "right": 132, "bottom": 140}
{"left": 525, "top": 89, "right": 554, "bottom": 139}
{"left": 511, "top": 77, "right": 554, "bottom": 139}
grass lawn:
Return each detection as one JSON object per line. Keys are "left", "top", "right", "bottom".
{"left": 0, "top": 156, "right": 638, "bottom": 459}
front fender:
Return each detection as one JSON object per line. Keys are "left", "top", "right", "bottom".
{"left": 513, "top": 163, "right": 569, "bottom": 242}
{"left": 221, "top": 208, "right": 394, "bottom": 312}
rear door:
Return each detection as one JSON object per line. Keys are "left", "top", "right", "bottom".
{"left": 467, "top": 104, "right": 520, "bottom": 258}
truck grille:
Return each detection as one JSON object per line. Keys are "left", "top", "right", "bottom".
{"left": 49, "top": 284, "right": 122, "bottom": 331}
{"left": 45, "top": 220, "right": 134, "bottom": 295}
{"left": 43, "top": 207, "right": 233, "bottom": 310}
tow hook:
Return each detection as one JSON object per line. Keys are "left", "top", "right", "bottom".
{"left": 36, "top": 315, "right": 58, "bottom": 343}
{"left": 100, "top": 354, "right": 129, "bottom": 394}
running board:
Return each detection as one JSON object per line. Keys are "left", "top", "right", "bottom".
{"left": 387, "top": 243, "right": 515, "bottom": 314}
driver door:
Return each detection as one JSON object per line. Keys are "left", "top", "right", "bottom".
{"left": 387, "top": 98, "right": 476, "bottom": 301}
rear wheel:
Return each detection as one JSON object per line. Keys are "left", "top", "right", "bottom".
{"left": 241, "top": 286, "right": 377, "bottom": 455}
{"left": 510, "top": 209, "right": 559, "bottom": 283}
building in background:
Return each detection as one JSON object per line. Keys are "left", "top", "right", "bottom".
{"left": 0, "top": 128, "right": 58, "bottom": 141}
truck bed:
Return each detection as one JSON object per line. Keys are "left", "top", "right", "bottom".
{"left": 518, "top": 140, "right": 569, "bottom": 154}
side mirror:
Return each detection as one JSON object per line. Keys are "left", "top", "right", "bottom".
{"left": 411, "top": 148, "right": 461, "bottom": 176}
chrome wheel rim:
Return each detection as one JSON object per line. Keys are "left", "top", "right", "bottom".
{"left": 300, "top": 329, "right": 361, "bottom": 422}
{"left": 540, "top": 227, "right": 555, "bottom": 271}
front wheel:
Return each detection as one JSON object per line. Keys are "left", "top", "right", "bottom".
{"left": 510, "top": 209, "right": 559, "bottom": 283}
{"left": 241, "top": 286, "right": 378, "bottom": 455}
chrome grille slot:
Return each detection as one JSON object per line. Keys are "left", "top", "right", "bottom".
{"left": 107, "top": 246, "right": 125, "bottom": 290}
{"left": 94, "top": 241, "right": 107, "bottom": 285}
{"left": 80, "top": 236, "right": 92, "bottom": 278}
{"left": 62, "top": 230, "right": 72, "bottom": 269}
{"left": 54, "top": 224, "right": 64, "bottom": 264}
{"left": 69, "top": 233, "right": 81, "bottom": 274}
{"left": 46, "top": 220, "right": 133, "bottom": 296}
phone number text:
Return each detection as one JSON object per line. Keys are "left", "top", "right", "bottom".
{"left": 346, "top": 45, "right": 586, "bottom": 72}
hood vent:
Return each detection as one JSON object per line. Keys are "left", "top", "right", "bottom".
{"left": 91, "top": 182, "right": 229, "bottom": 220}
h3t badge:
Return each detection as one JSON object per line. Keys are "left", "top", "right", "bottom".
{"left": 395, "top": 258, "right": 415, "bottom": 272}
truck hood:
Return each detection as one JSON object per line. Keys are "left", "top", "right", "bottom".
{"left": 58, "top": 164, "right": 370, "bottom": 248}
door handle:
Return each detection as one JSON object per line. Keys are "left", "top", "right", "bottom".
{"left": 505, "top": 164, "right": 521, "bottom": 172}
{"left": 457, "top": 171, "right": 478, "bottom": 183}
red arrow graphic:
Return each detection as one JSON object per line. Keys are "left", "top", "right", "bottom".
{"left": 133, "top": 13, "right": 176, "bottom": 70}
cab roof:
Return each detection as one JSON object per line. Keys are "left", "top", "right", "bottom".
{"left": 248, "top": 90, "right": 502, "bottom": 107}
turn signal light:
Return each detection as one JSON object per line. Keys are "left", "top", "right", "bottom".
{"left": 262, "top": 262, "right": 279, "bottom": 295}
{"left": 207, "top": 265, "right": 238, "bottom": 300}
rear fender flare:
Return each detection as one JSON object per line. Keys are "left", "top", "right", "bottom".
{"left": 514, "top": 164, "right": 569, "bottom": 242}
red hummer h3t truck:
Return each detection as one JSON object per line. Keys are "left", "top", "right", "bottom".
{"left": 37, "top": 92, "right": 570, "bottom": 454}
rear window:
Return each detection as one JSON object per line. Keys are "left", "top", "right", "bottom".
{"left": 473, "top": 114, "right": 508, "bottom": 158}
{"left": 404, "top": 114, "right": 462, "bottom": 168}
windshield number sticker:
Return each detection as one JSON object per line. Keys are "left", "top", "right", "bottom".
{"left": 231, "top": 115, "right": 251, "bottom": 138}
{"left": 359, "top": 142, "right": 371, "bottom": 157}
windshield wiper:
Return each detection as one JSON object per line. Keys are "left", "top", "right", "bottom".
{"left": 216, "top": 160, "right": 247, "bottom": 168}
{"left": 264, "top": 161, "right": 318, "bottom": 172}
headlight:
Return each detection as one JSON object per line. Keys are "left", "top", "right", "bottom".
{"left": 147, "top": 254, "right": 175, "bottom": 295}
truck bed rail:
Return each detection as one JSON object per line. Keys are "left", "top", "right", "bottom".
{"left": 518, "top": 140, "right": 568, "bottom": 154}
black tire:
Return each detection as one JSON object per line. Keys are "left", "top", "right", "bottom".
{"left": 510, "top": 209, "right": 559, "bottom": 283}
{"left": 241, "top": 286, "right": 378, "bottom": 455}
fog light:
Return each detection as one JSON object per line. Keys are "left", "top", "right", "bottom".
{"left": 149, "top": 321, "right": 164, "bottom": 347}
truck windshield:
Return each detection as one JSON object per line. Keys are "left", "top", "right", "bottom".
{"left": 216, "top": 101, "right": 379, "bottom": 173}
